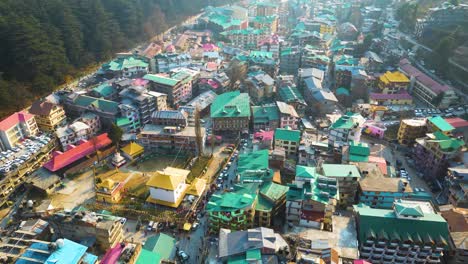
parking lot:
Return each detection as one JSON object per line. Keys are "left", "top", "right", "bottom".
{"left": 414, "top": 106, "right": 467, "bottom": 118}
{"left": 0, "top": 134, "right": 53, "bottom": 175}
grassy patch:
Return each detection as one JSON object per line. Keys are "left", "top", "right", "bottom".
{"left": 187, "top": 156, "right": 212, "bottom": 183}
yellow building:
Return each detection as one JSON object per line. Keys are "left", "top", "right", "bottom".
{"left": 397, "top": 119, "right": 427, "bottom": 145}
{"left": 96, "top": 178, "right": 124, "bottom": 203}
{"left": 320, "top": 23, "right": 335, "bottom": 34}
{"left": 146, "top": 167, "right": 190, "bottom": 208}
{"left": 121, "top": 142, "right": 144, "bottom": 160}
{"left": 186, "top": 178, "right": 207, "bottom": 196}
{"left": 28, "top": 100, "right": 66, "bottom": 132}
{"left": 378, "top": 71, "right": 410, "bottom": 94}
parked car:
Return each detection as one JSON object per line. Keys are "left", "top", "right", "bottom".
{"left": 177, "top": 250, "right": 189, "bottom": 262}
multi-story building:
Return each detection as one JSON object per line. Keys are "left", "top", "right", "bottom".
{"left": 100, "top": 55, "right": 149, "bottom": 78}
{"left": 206, "top": 184, "right": 257, "bottom": 233}
{"left": 252, "top": 104, "right": 280, "bottom": 132}
{"left": 218, "top": 227, "right": 289, "bottom": 263}
{"left": 321, "top": 164, "right": 361, "bottom": 207}
{"left": 28, "top": 99, "right": 66, "bottom": 132}
{"left": 144, "top": 68, "right": 197, "bottom": 107}
{"left": 146, "top": 167, "right": 190, "bottom": 208}
{"left": 369, "top": 92, "right": 413, "bottom": 106}
{"left": 250, "top": 15, "right": 279, "bottom": 34}
{"left": 397, "top": 119, "right": 427, "bottom": 145}
{"left": 211, "top": 91, "right": 251, "bottom": 133}
{"left": 237, "top": 149, "right": 273, "bottom": 183}
{"left": 0, "top": 111, "right": 39, "bottom": 150}
{"left": 96, "top": 178, "right": 125, "bottom": 204}
{"left": 138, "top": 124, "right": 205, "bottom": 154}
{"left": 245, "top": 71, "right": 275, "bottom": 102}
{"left": 279, "top": 46, "right": 302, "bottom": 74}
{"left": 151, "top": 52, "right": 192, "bottom": 73}
{"left": 286, "top": 165, "right": 337, "bottom": 229}
{"left": 255, "top": 182, "right": 289, "bottom": 227}
{"left": 328, "top": 112, "right": 365, "bottom": 150}
{"left": 413, "top": 131, "right": 465, "bottom": 180}
{"left": 277, "top": 83, "right": 307, "bottom": 116}
{"left": 48, "top": 210, "right": 124, "bottom": 251}
{"left": 274, "top": 127, "right": 301, "bottom": 156}
{"left": 399, "top": 59, "right": 458, "bottom": 108}
{"left": 415, "top": 3, "right": 468, "bottom": 41}
{"left": 357, "top": 163, "right": 414, "bottom": 209}
{"left": 220, "top": 28, "right": 267, "bottom": 49}
{"left": 63, "top": 93, "right": 119, "bottom": 128}
{"left": 297, "top": 67, "right": 325, "bottom": 91}
{"left": 151, "top": 110, "right": 188, "bottom": 128}
{"left": 446, "top": 167, "right": 468, "bottom": 208}
{"left": 258, "top": 34, "right": 280, "bottom": 59}
{"left": 118, "top": 103, "right": 141, "bottom": 132}
{"left": 276, "top": 101, "right": 299, "bottom": 130}
{"left": 56, "top": 113, "right": 101, "bottom": 150}
{"left": 354, "top": 199, "right": 453, "bottom": 264}
{"left": 255, "top": 2, "right": 278, "bottom": 16}
{"left": 377, "top": 71, "right": 410, "bottom": 94}
{"left": 119, "top": 86, "right": 161, "bottom": 125}
{"left": 427, "top": 116, "right": 455, "bottom": 135}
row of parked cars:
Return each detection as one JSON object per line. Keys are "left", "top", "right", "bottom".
{"left": 0, "top": 135, "right": 52, "bottom": 174}
{"left": 414, "top": 106, "right": 466, "bottom": 118}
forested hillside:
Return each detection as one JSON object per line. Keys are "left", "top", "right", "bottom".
{"left": 0, "top": 0, "right": 226, "bottom": 114}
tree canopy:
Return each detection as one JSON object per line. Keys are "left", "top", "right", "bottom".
{"left": 0, "top": 0, "right": 226, "bottom": 116}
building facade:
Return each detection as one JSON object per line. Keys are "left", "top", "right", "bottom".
{"left": 0, "top": 111, "right": 39, "bottom": 150}
{"left": 28, "top": 100, "right": 66, "bottom": 132}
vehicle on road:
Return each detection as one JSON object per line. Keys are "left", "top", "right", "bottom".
{"left": 177, "top": 250, "right": 189, "bottom": 262}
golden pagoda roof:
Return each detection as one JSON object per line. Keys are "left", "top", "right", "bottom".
{"left": 186, "top": 178, "right": 207, "bottom": 196}
{"left": 121, "top": 142, "right": 144, "bottom": 156}
{"left": 146, "top": 167, "right": 190, "bottom": 190}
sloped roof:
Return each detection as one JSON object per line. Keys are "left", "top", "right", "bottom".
{"left": 121, "top": 142, "right": 144, "bottom": 156}
{"left": 252, "top": 105, "right": 279, "bottom": 123}
{"left": 29, "top": 100, "right": 60, "bottom": 116}
{"left": 259, "top": 182, "right": 289, "bottom": 201}
{"left": 394, "top": 202, "right": 424, "bottom": 217}
{"left": 43, "top": 133, "right": 112, "bottom": 172}
{"left": 146, "top": 167, "right": 189, "bottom": 190}
{"left": 428, "top": 116, "right": 455, "bottom": 132}
{"left": 399, "top": 59, "right": 450, "bottom": 94}
{"left": 0, "top": 111, "right": 35, "bottom": 131}
{"left": 322, "top": 164, "right": 361, "bottom": 178}
{"left": 276, "top": 101, "right": 299, "bottom": 117}
{"left": 74, "top": 95, "right": 119, "bottom": 113}
{"left": 143, "top": 233, "right": 176, "bottom": 260}
{"left": 275, "top": 128, "right": 301, "bottom": 142}
{"left": 211, "top": 91, "right": 251, "bottom": 118}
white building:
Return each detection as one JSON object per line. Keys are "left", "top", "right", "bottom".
{"left": 146, "top": 167, "right": 190, "bottom": 208}
{"left": 0, "top": 111, "right": 39, "bottom": 150}
{"left": 328, "top": 112, "right": 365, "bottom": 150}
{"left": 56, "top": 113, "right": 101, "bottom": 150}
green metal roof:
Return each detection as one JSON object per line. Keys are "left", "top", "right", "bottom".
{"left": 221, "top": 27, "right": 266, "bottom": 36}
{"left": 252, "top": 105, "right": 279, "bottom": 124}
{"left": 349, "top": 141, "right": 370, "bottom": 162}
{"left": 296, "top": 165, "right": 322, "bottom": 179}
{"left": 432, "top": 131, "right": 464, "bottom": 151}
{"left": 143, "top": 233, "right": 176, "bottom": 260}
{"left": 354, "top": 203, "right": 452, "bottom": 249}
{"left": 206, "top": 184, "right": 257, "bottom": 212}
{"left": 74, "top": 95, "right": 119, "bottom": 113}
{"left": 256, "top": 195, "right": 274, "bottom": 212}
{"left": 260, "top": 182, "right": 289, "bottom": 201}
{"left": 227, "top": 255, "right": 249, "bottom": 264}
{"left": 278, "top": 86, "right": 306, "bottom": 104}
{"left": 250, "top": 50, "right": 273, "bottom": 59}
{"left": 246, "top": 249, "right": 262, "bottom": 260}
{"left": 143, "top": 74, "right": 179, "bottom": 86}
{"left": 238, "top": 150, "right": 271, "bottom": 182}
{"left": 335, "top": 87, "right": 350, "bottom": 96}
{"left": 211, "top": 91, "right": 251, "bottom": 118}
{"left": 274, "top": 128, "right": 301, "bottom": 142}
{"left": 322, "top": 164, "right": 361, "bottom": 178}
{"left": 330, "top": 112, "right": 360, "bottom": 129}
{"left": 295, "top": 165, "right": 338, "bottom": 204}
{"left": 136, "top": 249, "right": 161, "bottom": 264}
{"left": 104, "top": 56, "right": 148, "bottom": 71}
{"left": 394, "top": 202, "right": 424, "bottom": 217}
{"left": 116, "top": 117, "right": 132, "bottom": 127}
{"left": 428, "top": 116, "right": 455, "bottom": 132}
{"left": 92, "top": 83, "right": 115, "bottom": 97}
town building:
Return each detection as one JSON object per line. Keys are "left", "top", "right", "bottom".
{"left": 251, "top": 15, "right": 279, "bottom": 34}
{"left": 427, "top": 116, "right": 455, "bottom": 135}
{"left": 152, "top": 53, "right": 192, "bottom": 73}
{"left": 253, "top": 130, "right": 275, "bottom": 150}
{"left": 237, "top": 149, "right": 273, "bottom": 183}
{"left": 399, "top": 59, "right": 458, "bottom": 108}
{"left": 274, "top": 128, "right": 301, "bottom": 156}
{"left": 258, "top": 34, "right": 280, "bottom": 59}
{"left": 63, "top": 93, "right": 119, "bottom": 128}
{"left": 328, "top": 112, "right": 365, "bottom": 150}
{"left": 0, "top": 111, "right": 39, "bottom": 150}
{"left": 446, "top": 167, "right": 468, "bottom": 208}
{"left": 117, "top": 103, "right": 141, "bottom": 132}
{"left": 56, "top": 113, "right": 101, "bottom": 150}
{"left": 218, "top": 227, "right": 289, "bottom": 263}
{"left": 96, "top": 178, "right": 125, "bottom": 204}
{"left": 28, "top": 99, "right": 66, "bottom": 132}
{"left": 377, "top": 71, "right": 410, "bottom": 94}
{"left": 146, "top": 167, "right": 190, "bottom": 208}
{"left": 277, "top": 82, "right": 307, "bottom": 116}
{"left": 206, "top": 184, "right": 257, "bottom": 233}
{"left": 245, "top": 71, "right": 275, "bottom": 102}
{"left": 140, "top": 233, "right": 176, "bottom": 262}
{"left": 220, "top": 28, "right": 267, "bottom": 49}
{"left": 369, "top": 91, "right": 413, "bottom": 105}
{"left": 445, "top": 117, "right": 468, "bottom": 143}
{"left": 279, "top": 46, "right": 302, "bottom": 74}
{"left": 439, "top": 205, "right": 468, "bottom": 264}
{"left": 151, "top": 110, "right": 188, "bottom": 127}
{"left": 252, "top": 104, "right": 280, "bottom": 132}
{"left": 256, "top": 182, "right": 289, "bottom": 227}
{"left": 182, "top": 90, "right": 218, "bottom": 124}
{"left": 144, "top": 68, "right": 197, "bottom": 107}
{"left": 100, "top": 55, "right": 149, "bottom": 78}
{"left": 354, "top": 199, "right": 453, "bottom": 264}
{"left": 397, "top": 119, "right": 427, "bottom": 145}
{"left": 101, "top": 242, "right": 142, "bottom": 264}
{"left": 90, "top": 82, "right": 119, "bottom": 101}
{"left": 211, "top": 91, "right": 251, "bottom": 133}
{"left": 276, "top": 101, "right": 299, "bottom": 130}
{"left": 138, "top": 124, "right": 205, "bottom": 154}
{"left": 48, "top": 210, "right": 125, "bottom": 251}
{"left": 413, "top": 132, "right": 465, "bottom": 180}
{"left": 357, "top": 163, "right": 414, "bottom": 209}
{"left": 119, "top": 86, "right": 163, "bottom": 125}
{"left": 321, "top": 164, "right": 361, "bottom": 208}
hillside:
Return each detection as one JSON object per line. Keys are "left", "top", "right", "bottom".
{"left": 0, "top": 0, "right": 228, "bottom": 115}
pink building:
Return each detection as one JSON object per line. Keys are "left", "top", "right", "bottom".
{"left": 362, "top": 121, "right": 386, "bottom": 139}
